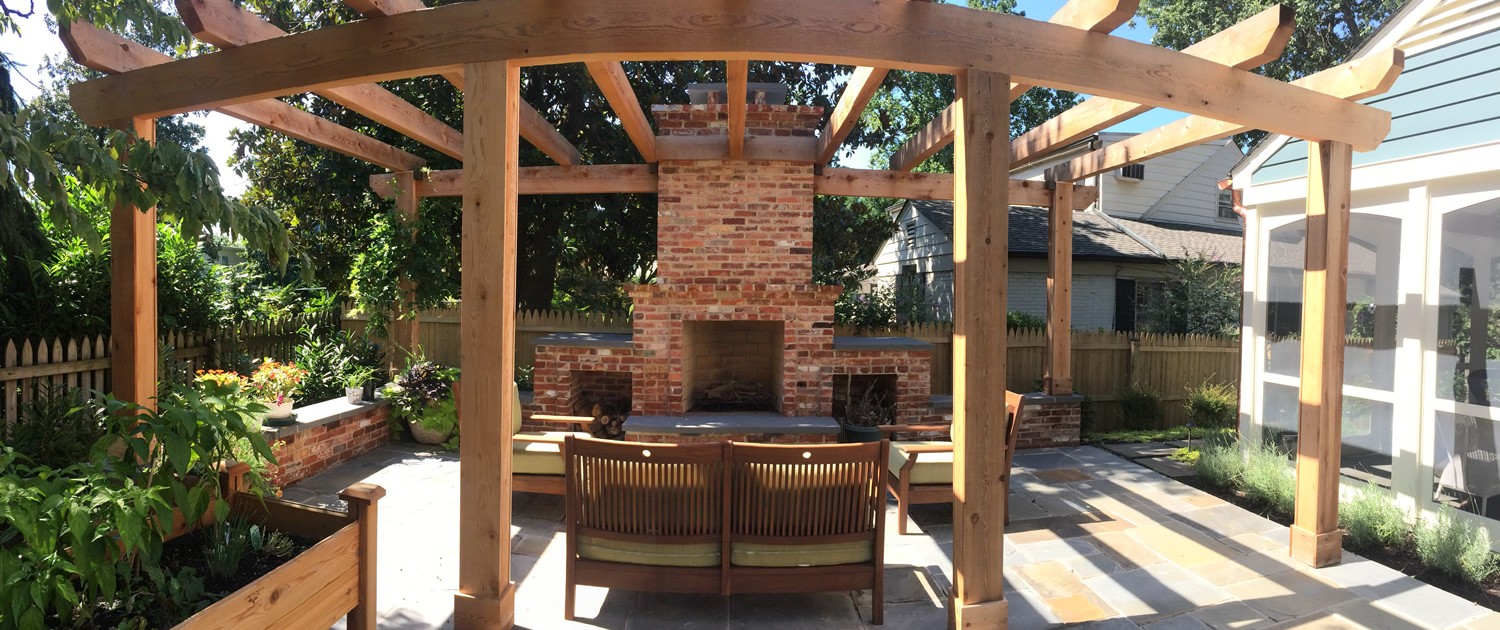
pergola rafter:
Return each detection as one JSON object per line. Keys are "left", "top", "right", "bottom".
{"left": 887, "top": 0, "right": 1138, "bottom": 172}
{"left": 583, "top": 61, "right": 657, "bottom": 162}
{"left": 1011, "top": 3, "right": 1296, "bottom": 171}
{"left": 337, "top": 0, "right": 583, "bottom": 166}
{"left": 726, "top": 60, "right": 749, "bottom": 158}
{"left": 64, "top": 1, "right": 1406, "bottom": 627}
{"left": 59, "top": 21, "right": 427, "bottom": 172}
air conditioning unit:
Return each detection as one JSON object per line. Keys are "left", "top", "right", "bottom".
{"left": 1116, "top": 164, "right": 1145, "bottom": 181}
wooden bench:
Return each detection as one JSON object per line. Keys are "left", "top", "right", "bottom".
{"left": 562, "top": 436, "right": 889, "bottom": 624}
{"left": 454, "top": 381, "right": 596, "bottom": 494}
{"left": 883, "top": 390, "right": 1027, "bottom": 534}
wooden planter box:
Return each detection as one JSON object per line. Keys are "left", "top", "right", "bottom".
{"left": 168, "top": 463, "right": 385, "bottom": 630}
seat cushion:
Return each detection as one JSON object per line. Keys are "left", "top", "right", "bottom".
{"left": 889, "top": 441, "right": 954, "bottom": 485}
{"left": 510, "top": 381, "right": 524, "bottom": 435}
{"left": 577, "top": 535, "right": 721, "bottom": 567}
{"left": 513, "top": 431, "right": 583, "bottom": 476}
{"left": 730, "top": 540, "right": 874, "bottom": 567}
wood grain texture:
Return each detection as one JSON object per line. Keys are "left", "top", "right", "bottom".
{"left": 456, "top": 59, "right": 519, "bottom": 624}
{"left": 109, "top": 117, "right": 157, "bottom": 411}
{"left": 370, "top": 165, "right": 658, "bottom": 198}
{"left": 726, "top": 60, "right": 749, "bottom": 159}
{"left": 1290, "top": 140, "right": 1351, "bottom": 569}
{"left": 817, "top": 66, "right": 889, "bottom": 164}
{"left": 177, "top": 0, "right": 464, "bottom": 160}
{"left": 391, "top": 171, "right": 420, "bottom": 373}
{"left": 1046, "top": 183, "right": 1073, "bottom": 397}
{"left": 1011, "top": 4, "right": 1295, "bottom": 169}
{"left": 1058, "top": 48, "right": 1404, "bottom": 181}
{"left": 68, "top": 0, "right": 1390, "bottom": 151}
{"left": 340, "top": 484, "right": 384, "bottom": 630}
{"left": 950, "top": 69, "right": 1009, "bottom": 614}
{"left": 585, "top": 61, "right": 657, "bottom": 162}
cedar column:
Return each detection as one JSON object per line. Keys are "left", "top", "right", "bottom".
{"left": 950, "top": 69, "right": 1010, "bottom": 629}
{"left": 1290, "top": 140, "right": 1352, "bottom": 568}
{"left": 390, "top": 170, "right": 421, "bottom": 370}
{"left": 454, "top": 60, "right": 519, "bottom": 629}
{"left": 1046, "top": 180, "right": 1074, "bottom": 396}
{"left": 111, "top": 117, "right": 158, "bottom": 409}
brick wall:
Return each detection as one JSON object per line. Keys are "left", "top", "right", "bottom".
{"left": 652, "top": 104, "right": 823, "bottom": 137}
{"left": 266, "top": 404, "right": 390, "bottom": 487}
{"left": 829, "top": 350, "right": 933, "bottom": 422}
{"left": 1014, "top": 397, "right": 1083, "bottom": 449}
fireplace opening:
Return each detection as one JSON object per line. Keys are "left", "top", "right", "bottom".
{"left": 682, "top": 320, "right": 784, "bottom": 413}
{"left": 832, "top": 374, "right": 898, "bottom": 427}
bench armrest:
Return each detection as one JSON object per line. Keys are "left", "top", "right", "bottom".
{"left": 896, "top": 443, "right": 953, "bottom": 455}
{"left": 530, "top": 414, "right": 595, "bottom": 427}
{"left": 877, "top": 424, "right": 952, "bottom": 435}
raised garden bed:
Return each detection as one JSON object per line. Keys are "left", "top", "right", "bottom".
{"left": 168, "top": 463, "right": 385, "bottom": 629}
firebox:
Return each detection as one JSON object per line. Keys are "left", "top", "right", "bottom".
{"left": 682, "top": 320, "right": 785, "bottom": 413}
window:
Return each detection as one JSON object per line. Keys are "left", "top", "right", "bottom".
{"left": 1117, "top": 164, "right": 1145, "bottom": 181}
{"left": 1217, "top": 189, "right": 1237, "bottom": 219}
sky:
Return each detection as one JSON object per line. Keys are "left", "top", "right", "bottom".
{"left": 0, "top": 0, "right": 1189, "bottom": 196}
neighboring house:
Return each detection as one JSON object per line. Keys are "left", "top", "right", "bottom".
{"left": 871, "top": 134, "right": 1244, "bottom": 330}
{"left": 1230, "top": 0, "right": 1500, "bottom": 538}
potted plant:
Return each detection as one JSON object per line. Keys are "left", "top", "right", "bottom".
{"left": 248, "top": 359, "right": 307, "bottom": 426}
{"left": 381, "top": 360, "right": 460, "bottom": 445}
{"left": 342, "top": 365, "right": 378, "bottom": 404}
{"left": 840, "top": 377, "right": 894, "bottom": 443}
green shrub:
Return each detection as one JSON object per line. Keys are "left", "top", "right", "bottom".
{"left": 1241, "top": 440, "right": 1294, "bottom": 515}
{"left": 1416, "top": 506, "right": 1500, "bottom": 585}
{"left": 1117, "top": 382, "right": 1164, "bottom": 430}
{"left": 1340, "top": 481, "right": 1407, "bottom": 552}
{"left": 1195, "top": 437, "right": 1243, "bottom": 490}
{"left": 292, "top": 327, "right": 386, "bottom": 402}
{"left": 1, "top": 384, "right": 106, "bottom": 468}
{"left": 1185, "top": 379, "right": 1237, "bottom": 428}
{"left": 1006, "top": 311, "right": 1046, "bottom": 331}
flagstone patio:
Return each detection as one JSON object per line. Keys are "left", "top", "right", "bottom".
{"left": 291, "top": 442, "right": 1500, "bottom": 629}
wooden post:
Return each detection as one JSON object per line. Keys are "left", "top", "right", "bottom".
{"left": 950, "top": 69, "right": 1009, "bottom": 629}
{"left": 454, "top": 59, "right": 519, "bottom": 629}
{"left": 1045, "top": 180, "right": 1074, "bottom": 396}
{"left": 341, "top": 483, "right": 387, "bottom": 630}
{"left": 390, "top": 170, "right": 421, "bottom": 371}
{"left": 111, "top": 116, "right": 157, "bottom": 409}
{"left": 1290, "top": 140, "right": 1352, "bottom": 568}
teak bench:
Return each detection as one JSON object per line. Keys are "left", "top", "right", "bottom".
{"left": 562, "top": 436, "right": 889, "bottom": 624}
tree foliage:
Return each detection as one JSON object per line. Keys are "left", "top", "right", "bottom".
{"left": 1140, "top": 254, "right": 1243, "bottom": 337}
{"left": 1138, "top": 0, "right": 1403, "bottom": 149}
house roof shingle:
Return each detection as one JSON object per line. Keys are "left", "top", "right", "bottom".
{"left": 906, "top": 200, "right": 1242, "bottom": 264}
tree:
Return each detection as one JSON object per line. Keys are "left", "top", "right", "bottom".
{"left": 1138, "top": 0, "right": 1403, "bottom": 149}
{"left": 1140, "top": 254, "right": 1243, "bottom": 337}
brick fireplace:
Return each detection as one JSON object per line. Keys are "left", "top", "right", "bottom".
{"left": 533, "top": 94, "right": 932, "bottom": 442}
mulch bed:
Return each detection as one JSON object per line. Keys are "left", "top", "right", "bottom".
{"left": 1175, "top": 472, "right": 1500, "bottom": 612}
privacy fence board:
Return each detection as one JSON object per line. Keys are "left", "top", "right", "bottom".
{"left": 0, "top": 311, "right": 335, "bottom": 427}
{"left": 348, "top": 308, "right": 1241, "bottom": 430}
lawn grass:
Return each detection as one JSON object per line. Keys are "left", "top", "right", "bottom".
{"left": 1081, "top": 425, "right": 1235, "bottom": 445}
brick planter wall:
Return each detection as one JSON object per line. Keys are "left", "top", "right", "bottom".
{"left": 1014, "top": 394, "right": 1084, "bottom": 449}
{"left": 263, "top": 400, "right": 390, "bottom": 488}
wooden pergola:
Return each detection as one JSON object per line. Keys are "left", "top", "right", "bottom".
{"left": 60, "top": 0, "right": 1403, "bottom": 627}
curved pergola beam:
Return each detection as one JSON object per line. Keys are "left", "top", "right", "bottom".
{"left": 69, "top": 0, "right": 1390, "bottom": 150}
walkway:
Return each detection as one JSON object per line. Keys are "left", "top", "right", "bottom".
{"left": 288, "top": 443, "right": 1500, "bottom": 629}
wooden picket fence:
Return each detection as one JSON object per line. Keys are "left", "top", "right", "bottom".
{"left": 345, "top": 308, "right": 1242, "bottom": 429}
{"left": 0, "top": 311, "right": 336, "bottom": 427}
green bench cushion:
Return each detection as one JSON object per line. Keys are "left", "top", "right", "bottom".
{"left": 889, "top": 441, "right": 954, "bottom": 485}
{"left": 730, "top": 540, "right": 874, "bottom": 567}
{"left": 513, "top": 431, "right": 581, "bottom": 476}
{"left": 576, "top": 535, "right": 721, "bottom": 567}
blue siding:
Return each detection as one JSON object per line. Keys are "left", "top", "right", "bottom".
{"left": 1254, "top": 25, "right": 1500, "bottom": 184}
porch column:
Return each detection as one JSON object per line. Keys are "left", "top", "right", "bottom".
{"left": 390, "top": 170, "right": 421, "bottom": 370}
{"left": 1046, "top": 181, "right": 1073, "bottom": 396}
{"left": 111, "top": 116, "right": 157, "bottom": 409}
{"left": 1291, "top": 140, "right": 1352, "bottom": 568}
{"left": 454, "top": 60, "right": 519, "bottom": 629}
{"left": 951, "top": 69, "right": 1010, "bottom": 629}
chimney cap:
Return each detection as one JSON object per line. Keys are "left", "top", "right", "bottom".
{"left": 685, "top": 82, "right": 788, "bottom": 105}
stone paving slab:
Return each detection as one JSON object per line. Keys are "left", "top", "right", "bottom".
{"left": 1098, "top": 442, "right": 1181, "bottom": 459}
{"left": 288, "top": 443, "right": 1495, "bottom": 630}
{"left": 1137, "top": 456, "right": 1198, "bottom": 478}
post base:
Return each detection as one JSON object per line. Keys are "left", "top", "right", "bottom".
{"left": 454, "top": 583, "right": 516, "bottom": 629}
{"left": 1289, "top": 524, "right": 1342, "bottom": 568}
{"left": 949, "top": 596, "right": 1008, "bottom": 629}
